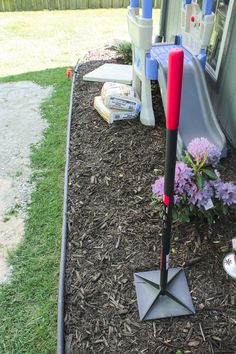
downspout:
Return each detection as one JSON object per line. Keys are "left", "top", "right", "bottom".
{"left": 155, "top": 0, "right": 169, "bottom": 42}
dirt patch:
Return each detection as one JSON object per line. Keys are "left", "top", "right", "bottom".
{"left": 0, "top": 81, "right": 53, "bottom": 282}
{"left": 65, "top": 47, "right": 236, "bottom": 354}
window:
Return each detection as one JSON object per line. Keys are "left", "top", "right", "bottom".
{"left": 206, "top": 0, "right": 234, "bottom": 80}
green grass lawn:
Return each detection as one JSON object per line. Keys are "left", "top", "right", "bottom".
{"left": 0, "top": 9, "right": 160, "bottom": 77}
{"left": 0, "top": 68, "right": 71, "bottom": 353}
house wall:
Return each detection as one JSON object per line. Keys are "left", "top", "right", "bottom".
{"left": 163, "top": 0, "right": 236, "bottom": 148}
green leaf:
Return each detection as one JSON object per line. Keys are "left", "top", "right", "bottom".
{"left": 217, "top": 163, "right": 225, "bottom": 171}
{"left": 181, "top": 155, "right": 189, "bottom": 164}
{"left": 196, "top": 174, "right": 203, "bottom": 189}
{"left": 180, "top": 214, "right": 190, "bottom": 223}
{"left": 206, "top": 211, "right": 214, "bottom": 224}
{"left": 150, "top": 200, "right": 157, "bottom": 208}
{"left": 202, "top": 168, "right": 218, "bottom": 180}
{"left": 172, "top": 208, "right": 178, "bottom": 220}
{"left": 184, "top": 151, "right": 194, "bottom": 167}
{"left": 222, "top": 204, "right": 228, "bottom": 215}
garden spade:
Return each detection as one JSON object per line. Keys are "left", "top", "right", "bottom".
{"left": 134, "top": 48, "right": 195, "bottom": 320}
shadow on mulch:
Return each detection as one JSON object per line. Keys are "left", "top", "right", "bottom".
{"left": 64, "top": 47, "right": 236, "bottom": 354}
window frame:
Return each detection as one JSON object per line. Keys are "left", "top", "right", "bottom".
{"left": 206, "top": 0, "right": 234, "bottom": 81}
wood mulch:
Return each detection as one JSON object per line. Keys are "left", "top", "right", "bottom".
{"left": 64, "top": 47, "right": 236, "bottom": 354}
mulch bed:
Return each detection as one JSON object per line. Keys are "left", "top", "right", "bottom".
{"left": 64, "top": 47, "right": 236, "bottom": 354}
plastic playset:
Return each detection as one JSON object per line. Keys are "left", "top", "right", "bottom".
{"left": 127, "top": 0, "right": 235, "bottom": 320}
{"left": 127, "top": 0, "right": 227, "bottom": 157}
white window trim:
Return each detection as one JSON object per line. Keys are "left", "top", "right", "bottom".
{"left": 206, "top": 0, "right": 234, "bottom": 81}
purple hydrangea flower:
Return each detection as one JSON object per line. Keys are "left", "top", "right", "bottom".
{"left": 187, "top": 181, "right": 214, "bottom": 208}
{"left": 208, "top": 169, "right": 221, "bottom": 189}
{"left": 174, "top": 162, "right": 193, "bottom": 193}
{"left": 187, "top": 137, "right": 221, "bottom": 166}
{"left": 152, "top": 163, "right": 193, "bottom": 205}
{"left": 152, "top": 176, "right": 164, "bottom": 197}
{"left": 214, "top": 181, "right": 236, "bottom": 206}
{"left": 174, "top": 195, "right": 181, "bottom": 205}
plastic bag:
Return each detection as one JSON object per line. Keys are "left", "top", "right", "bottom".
{"left": 94, "top": 96, "right": 138, "bottom": 124}
{"left": 101, "top": 82, "right": 141, "bottom": 113}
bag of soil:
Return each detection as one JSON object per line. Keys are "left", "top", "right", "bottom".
{"left": 101, "top": 82, "right": 141, "bottom": 113}
{"left": 94, "top": 96, "right": 138, "bottom": 124}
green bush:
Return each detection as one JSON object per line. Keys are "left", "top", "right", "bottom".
{"left": 115, "top": 41, "right": 132, "bottom": 65}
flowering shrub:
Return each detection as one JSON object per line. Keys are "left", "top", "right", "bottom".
{"left": 152, "top": 137, "right": 236, "bottom": 224}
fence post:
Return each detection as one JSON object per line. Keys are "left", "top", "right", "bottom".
{"left": 101, "top": 0, "right": 112, "bottom": 8}
{"left": 154, "top": 0, "right": 160, "bottom": 8}
{"left": 89, "top": 0, "right": 100, "bottom": 8}
{"left": 112, "top": 0, "right": 123, "bottom": 8}
{"left": 123, "top": 0, "right": 130, "bottom": 7}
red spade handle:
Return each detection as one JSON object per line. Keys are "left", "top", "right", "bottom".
{"left": 166, "top": 49, "right": 184, "bottom": 130}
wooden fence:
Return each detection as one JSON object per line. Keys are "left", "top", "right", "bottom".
{"left": 0, "top": 0, "right": 161, "bottom": 11}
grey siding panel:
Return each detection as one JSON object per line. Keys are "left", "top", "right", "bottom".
{"left": 206, "top": 13, "right": 236, "bottom": 146}
{"left": 215, "top": 19, "right": 236, "bottom": 146}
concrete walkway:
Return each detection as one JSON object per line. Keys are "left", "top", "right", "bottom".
{"left": 0, "top": 81, "right": 52, "bottom": 282}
